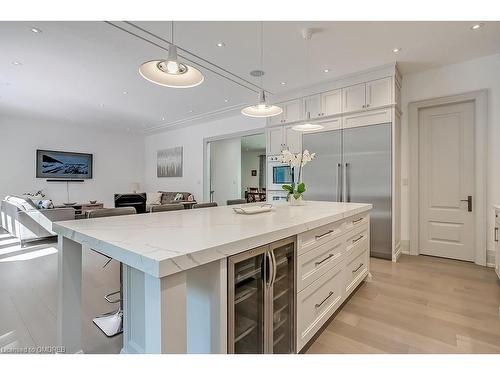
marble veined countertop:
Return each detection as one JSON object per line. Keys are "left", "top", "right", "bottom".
{"left": 53, "top": 201, "right": 372, "bottom": 278}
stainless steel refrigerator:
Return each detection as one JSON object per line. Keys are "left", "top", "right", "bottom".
{"left": 227, "top": 237, "right": 296, "bottom": 353}
{"left": 302, "top": 123, "right": 392, "bottom": 259}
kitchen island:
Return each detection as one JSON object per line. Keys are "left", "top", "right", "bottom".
{"left": 53, "top": 201, "right": 372, "bottom": 354}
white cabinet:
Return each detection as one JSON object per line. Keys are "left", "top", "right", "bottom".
{"left": 321, "top": 89, "right": 342, "bottom": 117}
{"left": 495, "top": 211, "right": 500, "bottom": 278}
{"left": 267, "top": 125, "right": 302, "bottom": 155}
{"left": 343, "top": 78, "right": 392, "bottom": 113}
{"left": 268, "top": 99, "right": 302, "bottom": 126}
{"left": 284, "top": 125, "right": 302, "bottom": 153}
{"left": 267, "top": 127, "right": 284, "bottom": 155}
{"left": 342, "top": 83, "right": 366, "bottom": 112}
{"left": 366, "top": 77, "right": 392, "bottom": 108}
{"left": 303, "top": 95, "right": 322, "bottom": 119}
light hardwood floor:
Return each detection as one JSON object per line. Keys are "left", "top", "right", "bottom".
{"left": 1, "top": 229, "right": 499, "bottom": 354}
{"left": 0, "top": 230, "right": 122, "bottom": 353}
{"left": 307, "top": 255, "right": 500, "bottom": 354}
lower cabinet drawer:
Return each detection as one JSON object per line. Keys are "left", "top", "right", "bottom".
{"left": 297, "top": 236, "right": 345, "bottom": 292}
{"left": 345, "top": 224, "right": 369, "bottom": 257}
{"left": 344, "top": 213, "right": 369, "bottom": 234}
{"left": 297, "top": 220, "right": 345, "bottom": 256}
{"left": 344, "top": 244, "right": 369, "bottom": 296}
{"left": 297, "top": 262, "right": 344, "bottom": 350}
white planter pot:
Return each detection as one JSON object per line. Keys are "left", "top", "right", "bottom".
{"left": 288, "top": 195, "right": 305, "bottom": 206}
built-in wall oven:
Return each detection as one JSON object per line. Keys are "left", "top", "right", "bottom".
{"left": 267, "top": 156, "right": 294, "bottom": 191}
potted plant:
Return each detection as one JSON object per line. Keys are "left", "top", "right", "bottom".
{"left": 278, "top": 149, "right": 316, "bottom": 205}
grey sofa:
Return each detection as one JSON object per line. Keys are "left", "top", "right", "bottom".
{"left": 0, "top": 195, "right": 75, "bottom": 245}
{"left": 146, "top": 191, "right": 194, "bottom": 212}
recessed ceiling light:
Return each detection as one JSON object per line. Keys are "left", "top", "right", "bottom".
{"left": 123, "top": 90, "right": 128, "bottom": 95}
{"left": 216, "top": 42, "right": 226, "bottom": 47}
{"left": 471, "top": 23, "right": 484, "bottom": 30}
{"left": 100, "top": 103, "right": 105, "bottom": 108}
{"left": 161, "top": 117, "right": 165, "bottom": 121}
{"left": 224, "top": 99, "right": 229, "bottom": 103}
{"left": 30, "top": 27, "right": 42, "bottom": 34}
{"left": 392, "top": 48, "right": 401, "bottom": 53}
{"left": 323, "top": 69, "right": 330, "bottom": 73}
{"left": 12, "top": 61, "right": 22, "bottom": 66}
{"left": 188, "top": 110, "right": 193, "bottom": 113}
{"left": 281, "top": 82, "right": 287, "bottom": 85}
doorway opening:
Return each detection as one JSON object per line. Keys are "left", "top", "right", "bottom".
{"left": 205, "top": 132, "right": 266, "bottom": 205}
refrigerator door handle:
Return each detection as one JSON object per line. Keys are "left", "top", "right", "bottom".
{"left": 345, "top": 162, "right": 351, "bottom": 202}
{"left": 337, "top": 163, "right": 342, "bottom": 201}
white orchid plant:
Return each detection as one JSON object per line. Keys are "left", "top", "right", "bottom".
{"left": 277, "top": 149, "right": 316, "bottom": 201}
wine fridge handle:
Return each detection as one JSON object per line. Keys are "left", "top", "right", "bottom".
{"left": 266, "top": 251, "right": 274, "bottom": 288}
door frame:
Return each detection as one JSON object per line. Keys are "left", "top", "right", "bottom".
{"left": 203, "top": 128, "right": 265, "bottom": 202}
{"left": 408, "top": 90, "right": 487, "bottom": 265}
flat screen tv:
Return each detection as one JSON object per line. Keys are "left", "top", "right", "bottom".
{"left": 36, "top": 149, "right": 93, "bottom": 179}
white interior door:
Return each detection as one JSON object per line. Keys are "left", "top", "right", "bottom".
{"left": 210, "top": 138, "right": 242, "bottom": 205}
{"left": 418, "top": 101, "right": 475, "bottom": 261}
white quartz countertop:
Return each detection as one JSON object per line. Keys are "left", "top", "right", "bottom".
{"left": 53, "top": 201, "right": 371, "bottom": 278}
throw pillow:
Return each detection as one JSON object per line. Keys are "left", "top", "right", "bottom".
{"left": 174, "top": 193, "right": 184, "bottom": 201}
{"left": 146, "top": 192, "right": 162, "bottom": 206}
{"left": 37, "top": 200, "right": 54, "bottom": 209}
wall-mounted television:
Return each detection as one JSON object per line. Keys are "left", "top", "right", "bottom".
{"left": 36, "top": 149, "right": 93, "bottom": 179}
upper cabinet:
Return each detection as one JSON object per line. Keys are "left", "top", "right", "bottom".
{"left": 342, "top": 83, "right": 366, "bottom": 112}
{"left": 303, "top": 90, "right": 342, "bottom": 119}
{"left": 267, "top": 74, "right": 395, "bottom": 127}
{"left": 303, "top": 95, "right": 322, "bottom": 119}
{"left": 366, "top": 77, "right": 392, "bottom": 108}
{"left": 321, "top": 89, "right": 342, "bottom": 117}
{"left": 343, "top": 77, "right": 393, "bottom": 113}
{"left": 268, "top": 99, "right": 302, "bottom": 126}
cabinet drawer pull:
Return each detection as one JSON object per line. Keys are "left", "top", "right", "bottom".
{"left": 315, "top": 230, "right": 334, "bottom": 240}
{"left": 352, "top": 217, "right": 363, "bottom": 224}
{"left": 352, "top": 235, "right": 364, "bottom": 243}
{"left": 352, "top": 263, "right": 364, "bottom": 273}
{"left": 495, "top": 227, "right": 499, "bottom": 242}
{"left": 315, "top": 291, "right": 334, "bottom": 308}
{"left": 315, "top": 253, "right": 334, "bottom": 267}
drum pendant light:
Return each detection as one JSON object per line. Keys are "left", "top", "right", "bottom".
{"left": 139, "top": 22, "right": 204, "bottom": 88}
{"left": 241, "top": 22, "right": 282, "bottom": 118}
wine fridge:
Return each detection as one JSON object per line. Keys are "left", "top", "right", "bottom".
{"left": 228, "top": 237, "right": 296, "bottom": 354}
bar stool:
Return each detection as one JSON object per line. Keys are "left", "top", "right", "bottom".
{"left": 193, "top": 202, "right": 218, "bottom": 209}
{"left": 87, "top": 207, "right": 136, "bottom": 337}
{"left": 150, "top": 203, "right": 184, "bottom": 212}
{"left": 226, "top": 199, "right": 247, "bottom": 206}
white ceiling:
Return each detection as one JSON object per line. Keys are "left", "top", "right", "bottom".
{"left": 1, "top": 21, "right": 499, "bottom": 133}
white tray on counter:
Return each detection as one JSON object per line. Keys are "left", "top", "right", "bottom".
{"left": 232, "top": 204, "right": 274, "bottom": 215}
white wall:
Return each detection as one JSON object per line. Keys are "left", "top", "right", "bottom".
{"left": 143, "top": 115, "right": 265, "bottom": 202}
{"left": 241, "top": 150, "right": 265, "bottom": 195}
{"left": 401, "top": 54, "right": 500, "bottom": 258}
{"left": 210, "top": 137, "right": 242, "bottom": 205}
{"left": 0, "top": 113, "right": 144, "bottom": 207}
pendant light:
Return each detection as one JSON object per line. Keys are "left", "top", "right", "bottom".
{"left": 241, "top": 22, "right": 283, "bottom": 118}
{"left": 139, "top": 22, "right": 204, "bottom": 88}
{"left": 292, "top": 28, "right": 324, "bottom": 132}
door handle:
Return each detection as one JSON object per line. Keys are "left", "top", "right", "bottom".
{"left": 337, "top": 163, "right": 342, "bottom": 202}
{"left": 345, "top": 163, "right": 351, "bottom": 202}
{"left": 315, "top": 291, "right": 334, "bottom": 309}
{"left": 315, "top": 230, "right": 334, "bottom": 240}
{"left": 265, "top": 251, "right": 274, "bottom": 288}
{"left": 495, "top": 227, "right": 498, "bottom": 242}
{"left": 460, "top": 195, "right": 473, "bottom": 212}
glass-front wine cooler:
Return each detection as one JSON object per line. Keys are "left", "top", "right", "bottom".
{"left": 228, "top": 237, "right": 296, "bottom": 354}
